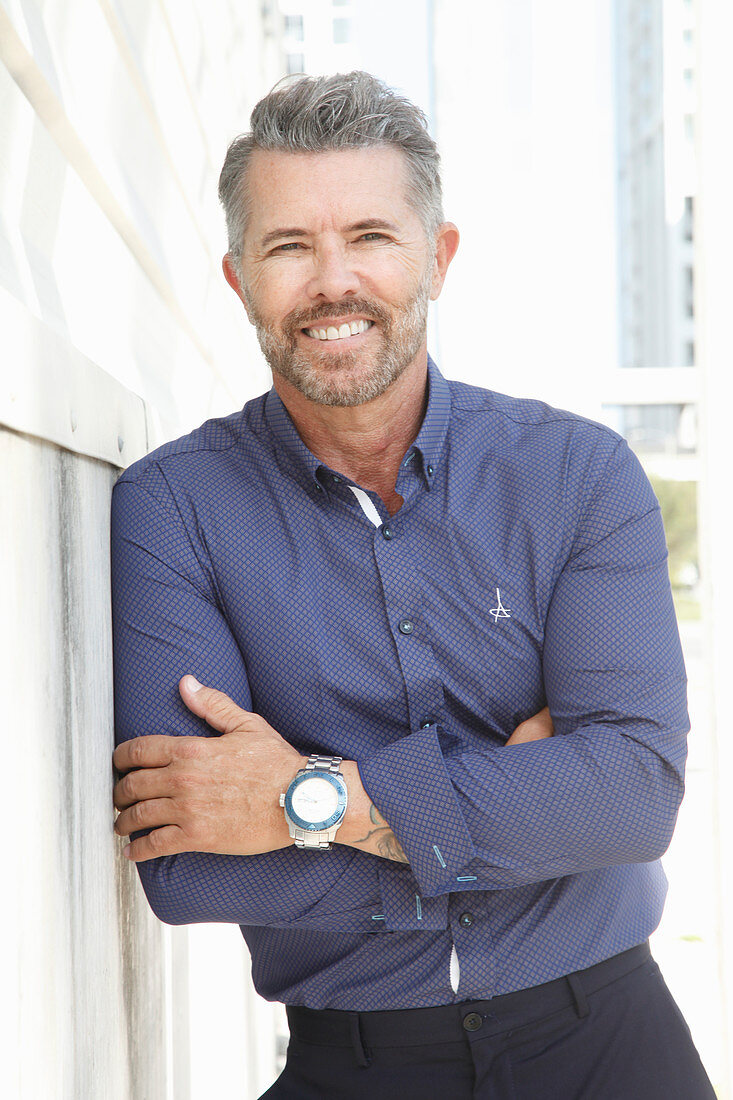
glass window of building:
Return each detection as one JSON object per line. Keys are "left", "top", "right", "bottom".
{"left": 284, "top": 15, "right": 304, "bottom": 41}
{"left": 333, "top": 17, "right": 351, "bottom": 43}
{"left": 683, "top": 196, "right": 694, "bottom": 240}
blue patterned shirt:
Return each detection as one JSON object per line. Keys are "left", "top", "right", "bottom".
{"left": 111, "top": 357, "right": 688, "bottom": 1011}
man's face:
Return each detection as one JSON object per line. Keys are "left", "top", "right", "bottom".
{"left": 230, "top": 147, "right": 443, "bottom": 407}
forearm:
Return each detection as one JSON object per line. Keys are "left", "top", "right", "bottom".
{"left": 134, "top": 843, "right": 385, "bottom": 929}
{"left": 356, "top": 446, "right": 690, "bottom": 898}
{"left": 356, "top": 686, "right": 687, "bottom": 899}
{"left": 338, "top": 760, "right": 409, "bottom": 863}
{"left": 335, "top": 711, "right": 552, "bottom": 866}
{"left": 444, "top": 713, "right": 687, "bottom": 889}
{"left": 111, "top": 479, "right": 387, "bottom": 928}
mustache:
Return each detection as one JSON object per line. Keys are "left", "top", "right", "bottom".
{"left": 284, "top": 299, "right": 391, "bottom": 331}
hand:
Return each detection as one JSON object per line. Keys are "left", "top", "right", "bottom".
{"left": 113, "top": 676, "right": 306, "bottom": 862}
{"left": 506, "top": 706, "right": 554, "bottom": 746}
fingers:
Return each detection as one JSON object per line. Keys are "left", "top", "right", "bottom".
{"left": 114, "top": 796, "right": 176, "bottom": 837}
{"left": 113, "top": 765, "right": 178, "bottom": 810}
{"left": 113, "top": 734, "right": 183, "bottom": 773}
{"left": 121, "top": 824, "right": 189, "bottom": 862}
{"left": 178, "top": 675, "right": 255, "bottom": 734}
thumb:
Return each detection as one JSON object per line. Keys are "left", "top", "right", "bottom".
{"left": 178, "top": 675, "right": 254, "bottom": 735}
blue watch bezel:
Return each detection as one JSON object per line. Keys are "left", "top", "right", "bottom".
{"left": 284, "top": 770, "right": 348, "bottom": 832}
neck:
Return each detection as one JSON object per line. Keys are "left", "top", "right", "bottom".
{"left": 272, "top": 353, "right": 429, "bottom": 513}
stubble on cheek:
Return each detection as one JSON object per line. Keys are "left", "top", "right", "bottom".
{"left": 244, "top": 266, "right": 433, "bottom": 407}
{"left": 247, "top": 300, "right": 391, "bottom": 405}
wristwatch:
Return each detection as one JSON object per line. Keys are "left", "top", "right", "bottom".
{"left": 280, "top": 754, "right": 348, "bottom": 849}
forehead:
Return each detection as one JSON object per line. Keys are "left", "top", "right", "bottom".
{"left": 243, "top": 146, "right": 418, "bottom": 239}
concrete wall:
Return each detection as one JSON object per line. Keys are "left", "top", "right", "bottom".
{"left": 1, "top": 1, "right": 287, "bottom": 1096}
{"left": 2, "top": 423, "right": 173, "bottom": 1099}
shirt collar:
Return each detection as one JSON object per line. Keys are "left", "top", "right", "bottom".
{"left": 406, "top": 354, "right": 451, "bottom": 489}
{"left": 263, "top": 354, "right": 451, "bottom": 494}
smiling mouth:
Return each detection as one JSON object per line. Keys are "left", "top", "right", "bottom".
{"left": 302, "top": 319, "right": 374, "bottom": 342}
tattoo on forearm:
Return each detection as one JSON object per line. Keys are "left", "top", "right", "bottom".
{"left": 352, "top": 803, "right": 409, "bottom": 863}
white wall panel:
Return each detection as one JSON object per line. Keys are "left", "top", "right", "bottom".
{"left": 1, "top": 0, "right": 276, "bottom": 438}
{"left": 1, "top": 429, "right": 173, "bottom": 1099}
{"left": 1, "top": 1, "right": 287, "bottom": 1095}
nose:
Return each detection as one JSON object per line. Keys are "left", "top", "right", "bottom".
{"left": 305, "top": 241, "right": 361, "bottom": 301}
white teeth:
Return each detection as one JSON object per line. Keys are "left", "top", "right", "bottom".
{"left": 305, "top": 319, "right": 372, "bottom": 340}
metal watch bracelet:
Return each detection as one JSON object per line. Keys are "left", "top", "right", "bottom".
{"left": 304, "top": 754, "right": 343, "bottom": 773}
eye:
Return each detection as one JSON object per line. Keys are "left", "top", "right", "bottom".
{"left": 270, "top": 241, "right": 306, "bottom": 254}
{"left": 357, "top": 232, "right": 389, "bottom": 243}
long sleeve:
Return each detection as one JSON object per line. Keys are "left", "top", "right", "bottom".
{"left": 357, "top": 439, "right": 688, "bottom": 897}
{"left": 111, "top": 477, "right": 382, "bottom": 929}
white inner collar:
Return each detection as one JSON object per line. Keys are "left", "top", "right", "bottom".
{"left": 347, "top": 485, "right": 382, "bottom": 528}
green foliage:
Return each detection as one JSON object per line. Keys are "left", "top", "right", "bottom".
{"left": 649, "top": 477, "right": 698, "bottom": 591}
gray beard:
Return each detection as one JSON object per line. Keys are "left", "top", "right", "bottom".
{"left": 249, "top": 268, "right": 432, "bottom": 407}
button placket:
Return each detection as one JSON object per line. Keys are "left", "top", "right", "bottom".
{"left": 372, "top": 504, "right": 445, "bottom": 732}
{"left": 448, "top": 897, "right": 495, "bottom": 999}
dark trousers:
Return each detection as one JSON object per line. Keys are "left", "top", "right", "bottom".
{"left": 259, "top": 943, "right": 716, "bottom": 1099}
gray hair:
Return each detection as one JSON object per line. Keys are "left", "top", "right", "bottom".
{"left": 218, "top": 71, "right": 444, "bottom": 263}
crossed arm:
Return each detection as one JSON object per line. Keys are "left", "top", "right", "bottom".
{"left": 112, "top": 676, "right": 553, "bottom": 866}
{"left": 111, "top": 436, "right": 687, "bottom": 924}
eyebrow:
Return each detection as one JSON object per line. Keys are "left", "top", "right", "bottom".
{"left": 344, "top": 219, "right": 400, "bottom": 234}
{"left": 259, "top": 219, "right": 400, "bottom": 249}
{"left": 260, "top": 227, "right": 308, "bottom": 248}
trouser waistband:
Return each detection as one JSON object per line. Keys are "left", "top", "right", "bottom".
{"left": 286, "top": 941, "right": 652, "bottom": 1054}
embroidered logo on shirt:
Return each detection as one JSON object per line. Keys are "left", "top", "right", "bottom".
{"left": 490, "top": 588, "right": 511, "bottom": 622}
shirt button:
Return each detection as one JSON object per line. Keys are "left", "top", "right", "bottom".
{"left": 398, "top": 619, "right": 414, "bottom": 635}
{"left": 459, "top": 912, "right": 474, "bottom": 928}
{"left": 420, "top": 717, "right": 434, "bottom": 729}
{"left": 382, "top": 525, "right": 393, "bottom": 540}
{"left": 331, "top": 475, "right": 341, "bottom": 483}
{"left": 462, "top": 1012, "right": 483, "bottom": 1032}
{"left": 427, "top": 464, "right": 434, "bottom": 476}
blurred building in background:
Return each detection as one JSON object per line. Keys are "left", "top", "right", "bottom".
{"left": 279, "top": 0, "right": 433, "bottom": 144}
{"left": 281, "top": 0, "right": 357, "bottom": 75}
{"left": 607, "top": 0, "right": 699, "bottom": 597}
{"left": 614, "top": 0, "right": 696, "bottom": 375}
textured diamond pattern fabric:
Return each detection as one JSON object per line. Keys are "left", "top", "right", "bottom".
{"left": 111, "top": 357, "right": 688, "bottom": 1011}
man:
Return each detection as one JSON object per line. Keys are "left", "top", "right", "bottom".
{"left": 111, "top": 72, "right": 714, "bottom": 1098}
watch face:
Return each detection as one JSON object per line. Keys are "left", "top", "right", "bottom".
{"left": 292, "top": 777, "right": 340, "bottom": 823}
{"left": 285, "top": 770, "right": 348, "bottom": 831}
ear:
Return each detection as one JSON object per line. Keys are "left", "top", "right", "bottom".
{"left": 222, "top": 254, "right": 252, "bottom": 321}
{"left": 430, "top": 222, "right": 460, "bottom": 300}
